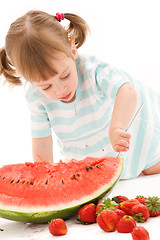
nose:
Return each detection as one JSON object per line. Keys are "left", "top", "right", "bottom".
{"left": 54, "top": 84, "right": 68, "bottom": 96}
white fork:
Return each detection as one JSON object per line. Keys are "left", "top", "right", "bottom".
{"left": 98, "top": 103, "right": 144, "bottom": 202}
{"left": 116, "top": 103, "right": 144, "bottom": 157}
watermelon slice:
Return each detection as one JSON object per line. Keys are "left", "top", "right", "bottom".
{"left": 0, "top": 157, "right": 123, "bottom": 223}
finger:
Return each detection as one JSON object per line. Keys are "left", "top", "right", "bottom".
{"left": 120, "top": 131, "right": 131, "bottom": 139}
{"left": 114, "top": 145, "right": 129, "bottom": 152}
{"left": 118, "top": 137, "right": 130, "bottom": 144}
{"left": 117, "top": 139, "right": 130, "bottom": 148}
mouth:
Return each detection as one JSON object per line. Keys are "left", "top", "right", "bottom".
{"left": 58, "top": 92, "right": 72, "bottom": 101}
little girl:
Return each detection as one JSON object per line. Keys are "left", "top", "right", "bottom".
{"left": 0, "top": 10, "right": 160, "bottom": 179}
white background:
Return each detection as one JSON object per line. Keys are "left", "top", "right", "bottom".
{"left": 0, "top": 1, "right": 160, "bottom": 239}
{"left": 0, "top": 0, "right": 160, "bottom": 166}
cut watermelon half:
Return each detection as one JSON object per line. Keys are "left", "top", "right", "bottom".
{"left": 0, "top": 157, "right": 123, "bottom": 223}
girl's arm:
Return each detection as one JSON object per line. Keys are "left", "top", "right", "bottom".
{"left": 32, "top": 135, "right": 53, "bottom": 163}
{"left": 109, "top": 83, "right": 137, "bottom": 152}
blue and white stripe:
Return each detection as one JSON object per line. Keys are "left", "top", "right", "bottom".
{"left": 25, "top": 55, "right": 160, "bottom": 179}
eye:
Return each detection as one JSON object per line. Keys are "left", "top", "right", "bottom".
{"left": 43, "top": 85, "right": 51, "bottom": 91}
{"left": 62, "top": 73, "right": 70, "bottom": 79}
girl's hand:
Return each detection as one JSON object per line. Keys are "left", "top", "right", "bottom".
{"left": 109, "top": 128, "right": 131, "bottom": 152}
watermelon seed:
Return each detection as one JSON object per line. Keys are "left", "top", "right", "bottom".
{"left": 45, "top": 180, "right": 48, "bottom": 185}
{"left": 22, "top": 181, "right": 25, "bottom": 184}
{"left": 62, "top": 180, "right": 64, "bottom": 184}
{"left": 73, "top": 174, "right": 76, "bottom": 179}
{"left": 96, "top": 165, "right": 100, "bottom": 168}
{"left": 3, "top": 177, "right": 5, "bottom": 180}
{"left": 26, "top": 181, "right": 29, "bottom": 184}
{"left": 16, "top": 180, "right": 20, "bottom": 183}
{"left": 30, "top": 182, "right": 34, "bottom": 185}
{"left": 77, "top": 173, "right": 80, "bottom": 177}
{"left": 89, "top": 166, "right": 93, "bottom": 170}
{"left": 86, "top": 167, "right": 90, "bottom": 171}
{"left": 10, "top": 180, "right": 14, "bottom": 184}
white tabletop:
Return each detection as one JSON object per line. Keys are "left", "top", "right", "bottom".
{"left": 0, "top": 174, "right": 160, "bottom": 240}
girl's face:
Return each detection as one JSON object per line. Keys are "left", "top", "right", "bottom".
{"left": 34, "top": 54, "right": 78, "bottom": 103}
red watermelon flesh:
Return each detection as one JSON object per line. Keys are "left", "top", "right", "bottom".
{"left": 0, "top": 157, "right": 123, "bottom": 223}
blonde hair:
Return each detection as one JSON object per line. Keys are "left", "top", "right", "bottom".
{"left": 0, "top": 10, "right": 89, "bottom": 86}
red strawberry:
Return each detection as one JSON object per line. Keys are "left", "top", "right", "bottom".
{"left": 120, "top": 199, "right": 140, "bottom": 215}
{"left": 97, "top": 209, "right": 119, "bottom": 232}
{"left": 112, "top": 195, "right": 129, "bottom": 204}
{"left": 116, "top": 215, "right": 136, "bottom": 233}
{"left": 49, "top": 218, "right": 67, "bottom": 236}
{"left": 131, "top": 203, "right": 150, "bottom": 222}
{"left": 145, "top": 196, "right": 160, "bottom": 217}
{"left": 113, "top": 208, "right": 126, "bottom": 220}
{"left": 96, "top": 202, "right": 102, "bottom": 214}
{"left": 135, "top": 196, "right": 147, "bottom": 205}
{"left": 78, "top": 203, "right": 96, "bottom": 223}
{"left": 131, "top": 226, "right": 150, "bottom": 240}
{"left": 96, "top": 198, "right": 118, "bottom": 214}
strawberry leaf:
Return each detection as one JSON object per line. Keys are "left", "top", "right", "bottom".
{"left": 133, "top": 213, "right": 145, "bottom": 223}
{"left": 97, "top": 198, "right": 118, "bottom": 214}
{"left": 145, "top": 196, "right": 160, "bottom": 213}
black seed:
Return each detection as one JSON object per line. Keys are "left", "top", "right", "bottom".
{"left": 45, "top": 180, "right": 48, "bottom": 185}
{"left": 16, "top": 180, "right": 20, "bottom": 183}
{"left": 3, "top": 177, "right": 5, "bottom": 180}
{"left": 22, "top": 181, "right": 25, "bottom": 184}
{"left": 73, "top": 174, "right": 76, "bottom": 179}
{"left": 26, "top": 181, "right": 29, "bottom": 184}
{"left": 10, "top": 180, "right": 14, "bottom": 184}
{"left": 62, "top": 180, "right": 64, "bottom": 184}
{"left": 30, "top": 182, "right": 33, "bottom": 185}
{"left": 96, "top": 165, "right": 100, "bottom": 168}
{"left": 86, "top": 167, "right": 89, "bottom": 171}
{"left": 89, "top": 166, "right": 93, "bottom": 170}
{"left": 77, "top": 173, "right": 80, "bottom": 177}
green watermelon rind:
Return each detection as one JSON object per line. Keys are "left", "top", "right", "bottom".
{"left": 0, "top": 158, "right": 123, "bottom": 223}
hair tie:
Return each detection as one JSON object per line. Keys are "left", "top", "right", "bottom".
{"left": 56, "top": 12, "right": 64, "bottom": 22}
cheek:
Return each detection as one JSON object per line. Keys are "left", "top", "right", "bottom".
{"left": 71, "top": 72, "right": 78, "bottom": 89}
{"left": 42, "top": 91, "right": 58, "bottom": 100}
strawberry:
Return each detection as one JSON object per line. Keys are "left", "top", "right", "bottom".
{"left": 112, "top": 195, "right": 129, "bottom": 204}
{"left": 78, "top": 203, "right": 96, "bottom": 223}
{"left": 131, "top": 203, "right": 150, "bottom": 222}
{"left": 135, "top": 195, "right": 147, "bottom": 205}
{"left": 96, "top": 198, "right": 118, "bottom": 214}
{"left": 97, "top": 209, "right": 119, "bottom": 232}
{"left": 48, "top": 218, "right": 67, "bottom": 236}
{"left": 113, "top": 208, "right": 126, "bottom": 220}
{"left": 116, "top": 215, "right": 136, "bottom": 233}
{"left": 145, "top": 196, "right": 160, "bottom": 217}
{"left": 131, "top": 226, "right": 150, "bottom": 240}
{"left": 120, "top": 199, "right": 140, "bottom": 215}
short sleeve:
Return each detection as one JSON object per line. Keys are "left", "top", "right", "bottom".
{"left": 25, "top": 84, "right": 52, "bottom": 138}
{"left": 95, "top": 62, "right": 131, "bottom": 100}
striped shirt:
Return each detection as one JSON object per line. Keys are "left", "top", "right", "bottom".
{"left": 25, "top": 55, "right": 160, "bottom": 179}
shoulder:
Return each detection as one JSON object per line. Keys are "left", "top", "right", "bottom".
{"left": 77, "top": 54, "right": 108, "bottom": 71}
{"left": 24, "top": 82, "right": 44, "bottom": 104}
{"left": 77, "top": 54, "right": 111, "bottom": 83}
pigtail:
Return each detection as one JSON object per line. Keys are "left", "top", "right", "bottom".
{"left": 64, "top": 13, "right": 90, "bottom": 49}
{"left": 0, "top": 47, "right": 22, "bottom": 86}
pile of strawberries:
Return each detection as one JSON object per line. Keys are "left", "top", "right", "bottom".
{"left": 48, "top": 195, "right": 160, "bottom": 239}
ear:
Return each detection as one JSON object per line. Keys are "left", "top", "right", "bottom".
{"left": 69, "top": 38, "right": 78, "bottom": 59}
